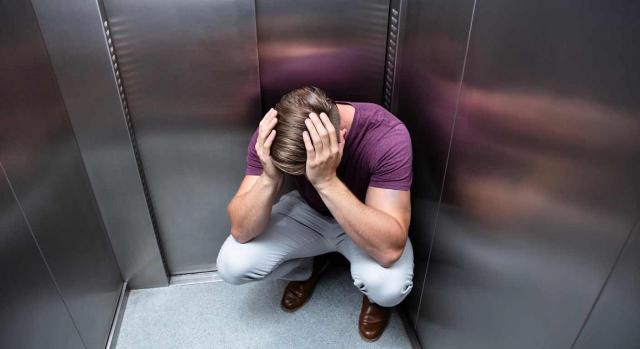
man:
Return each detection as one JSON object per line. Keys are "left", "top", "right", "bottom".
{"left": 217, "top": 86, "right": 414, "bottom": 341}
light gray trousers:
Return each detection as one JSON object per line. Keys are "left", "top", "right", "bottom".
{"left": 217, "top": 190, "right": 414, "bottom": 307}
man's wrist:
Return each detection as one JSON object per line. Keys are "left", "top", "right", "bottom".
{"left": 314, "top": 175, "right": 341, "bottom": 194}
{"left": 260, "top": 173, "right": 282, "bottom": 187}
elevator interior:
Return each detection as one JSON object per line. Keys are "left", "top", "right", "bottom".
{"left": 1, "top": 0, "right": 639, "bottom": 348}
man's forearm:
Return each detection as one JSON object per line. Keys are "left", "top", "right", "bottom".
{"left": 316, "top": 178, "right": 406, "bottom": 267}
{"left": 227, "top": 174, "right": 282, "bottom": 243}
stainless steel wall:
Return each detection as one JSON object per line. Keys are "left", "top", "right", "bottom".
{"left": 0, "top": 165, "right": 85, "bottom": 349}
{"left": 35, "top": 0, "right": 394, "bottom": 277}
{"left": 101, "top": 0, "right": 262, "bottom": 275}
{"left": 395, "top": 0, "right": 477, "bottom": 326}
{"left": 574, "top": 220, "right": 640, "bottom": 348}
{"left": 396, "top": 0, "right": 640, "bottom": 348}
{"left": 31, "top": 0, "right": 168, "bottom": 288}
{"left": 0, "top": 1, "right": 123, "bottom": 347}
{"left": 256, "top": 0, "right": 390, "bottom": 110}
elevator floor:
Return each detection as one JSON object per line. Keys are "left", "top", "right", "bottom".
{"left": 114, "top": 266, "right": 414, "bottom": 348}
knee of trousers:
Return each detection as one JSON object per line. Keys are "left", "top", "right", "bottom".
{"left": 353, "top": 271, "right": 414, "bottom": 307}
{"left": 216, "top": 235, "right": 272, "bottom": 285}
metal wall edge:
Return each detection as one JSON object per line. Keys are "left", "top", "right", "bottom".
{"left": 31, "top": 0, "right": 168, "bottom": 288}
{"left": 106, "top": 282, "right": 129, "bottom": 349}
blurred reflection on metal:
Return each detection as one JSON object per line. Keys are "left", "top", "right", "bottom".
{"left": 395, "top": 0, "right": 477, "bottom": 326}
{"left": 397, "top": 0, "right": 640, "bottom": 348}
{"left": 0, "top": 1, "right": 122, "bottom": 347}
{"left": 102, "top": 0, "right": 262, "bottom": 274}
{"left": 31, "top": 0, "right": 168, "bottom": 288}
{"left": 256, "top": 0, "right": 390, "bottom": 110}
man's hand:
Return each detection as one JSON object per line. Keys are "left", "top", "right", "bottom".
{"left": 256, "top": 108, "right": 283, "bottom": 184}
{"left": 302, "top": 112, "right": 346, "bottom": 189}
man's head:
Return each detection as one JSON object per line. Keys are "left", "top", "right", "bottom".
{"left": 271, "top": 86, "right": 340, "bottom": 175}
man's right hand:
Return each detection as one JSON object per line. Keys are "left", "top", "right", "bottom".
{"left": 256, "top": 108, "right": 283, "bottom": 184}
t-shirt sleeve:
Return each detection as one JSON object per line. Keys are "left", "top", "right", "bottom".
{"left": 245, "top": 127, "right": 263, "bottom": 176}
{"left": 368, "top": 124, "right": 413, "bottom": 190}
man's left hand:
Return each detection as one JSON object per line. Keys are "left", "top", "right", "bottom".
{"left": 302, "top": 112, "right": 346, "bottom": 189}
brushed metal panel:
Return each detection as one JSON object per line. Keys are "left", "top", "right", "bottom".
{"left": 0, "top": 2, "right": 122, "bottom": 347}
{"left": 102, "top": 0, "right": 262, "bottom": 274}
{"left": 256, "top": 0, "right": 389, "bottom": 110}
{"left": 0, "top": 163, "right": 84, "bottom": 349}
{"left": 574, "top": 220, "right": 640, "bottom": 348}
{"left": 416, "top": 0, "right": 640, "bottom": 348}
{"left": 33, "top": 0, "right": 168, "bottom": 288}
{"left": 394, "top": 0, "right": 476, "bottom": 328}
{"left": 31, "top": 0, "right": 168, "bottom": 288}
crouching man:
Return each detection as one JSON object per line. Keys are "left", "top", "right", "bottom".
{"left": 217, "top": 86, "right": 414, "bottom": 341}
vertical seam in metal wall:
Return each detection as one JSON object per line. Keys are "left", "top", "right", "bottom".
{"left": 570, "top": 217, "right": 640, "bottom": 348}
{"left": 253, "top": 0, "right": 266, "bottom": 114}
{"left": 24, "top": 1, "right": 126, "bottom": 345}
{"left": 97, "top": 0, "right": 171, "bottom": 276}
{"left": 414, "top": 0, "right": 478, "bottom": 326}
{"left": 0, "top": 161, "right": 88, "bottom": 349}
{"left": 30, "top": 0, "right": 125, "bottom": 285}
{"left": 380, "top": 0, "right": 402, "bottom": 111}
{"left": 381, "top": 0, "right": 393, "bottom": 108}
{"left": 390, "top": 0, "right": 407, "bottom": 114}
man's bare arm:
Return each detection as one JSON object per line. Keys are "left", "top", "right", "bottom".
{"left": 316, "top": 180, "right": 410, "bottom": 267}
{"left": 227, "top": 174, "right": 283, "bottom": 243}
{"left": 227, "top": 108, "right": 283, "bottom": 243}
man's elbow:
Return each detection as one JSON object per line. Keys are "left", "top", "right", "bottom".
{"left": 230, "top": 227, "right": 252, "bottom": 244}
{"left": 378, "top": 229, "right": 408, "bottom": 267}
{"left": 227, "top": 203, "right": 252, "bottom": 244}
{"left": 378, "top": 247, "right": 403, "bottom": 268}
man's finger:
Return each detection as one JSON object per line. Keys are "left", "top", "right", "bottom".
{"left": 302, "top": 131, "right": 315, "bottom": 160}
{"left": 338, "top": 128, "right": 346, "bottom": 154}
{"left": 305, "top": 116, "right": 323, "bottom": 156}
{"left": 264, "top": 129, "right": 276, "bottom": 149}
{"left": 257, "top": 116, "right": 277, "bottom": 154}
{"left": 319, "top": 112, "right": 338, "bottom": 152}
{"left": 260, "top": 108, "right": 276, "bottom": 125}
{"left": 309, "top": 113, "right": 330, "bottom": 154}
{"left": 258, "top": 108, "right": 277, "bottom": 139}
{"left": 262, "top": 115, "right": 278, "bottom": 140}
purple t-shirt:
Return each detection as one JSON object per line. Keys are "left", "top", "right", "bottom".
{"left": 245, "top": 102, "right": 412, "bottom": 216}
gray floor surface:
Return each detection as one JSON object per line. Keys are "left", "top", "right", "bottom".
{"left": 115, "top": 266, "right": 414, "bottom": 348}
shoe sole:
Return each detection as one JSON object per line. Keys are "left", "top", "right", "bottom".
{"left": 359, "top": 322, "right": 389, "bottom": 343}
{"left": 359, "top": 331, "right": 382, "bottom": 342}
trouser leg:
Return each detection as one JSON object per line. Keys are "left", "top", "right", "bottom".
{"left": 216, "top": 193, "right": 331, "bottom": 285}
{"left": 337, "top": 236, "right": 415, "bottom": 307}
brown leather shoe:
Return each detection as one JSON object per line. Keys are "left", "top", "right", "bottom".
{"left": 281, "top": 255, "right": 330, "bottom": 312}
{"left": 358, "top": 295, "right": 391, "bottom": 342}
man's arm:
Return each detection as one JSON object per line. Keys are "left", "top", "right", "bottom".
{"left": 316, "top": 180, "right": 410, "bottom": 267}
{"left": 302, "top": 112, "right": 410, "bottom": 267}
{"left": 227, "top": 174, "right": 283, "bottom": 243}
{"left": 227, "top": 108, "right": 284, "bottom": 243}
